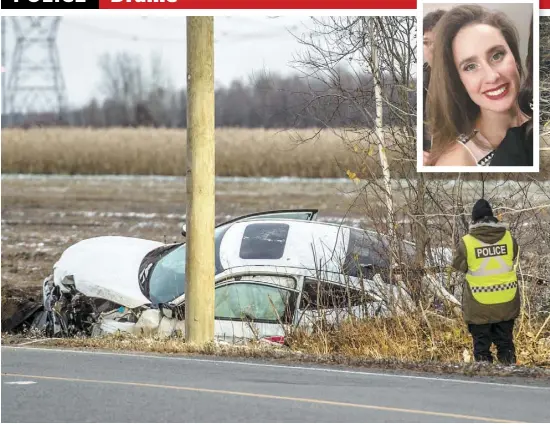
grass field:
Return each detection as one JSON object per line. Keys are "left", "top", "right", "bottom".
{"left": 1, "top": 127, "right": 364, "bottom": 178}
{"left": 3, "top": 127, "right": 549, "bottom": 178}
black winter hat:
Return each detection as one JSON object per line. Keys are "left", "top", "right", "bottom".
{"left": 472, "top": 199, "right": 493, "bottom": 222}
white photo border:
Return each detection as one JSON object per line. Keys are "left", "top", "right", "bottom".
{"left": 417, "top": 0, "right": 540, "bottom": 173}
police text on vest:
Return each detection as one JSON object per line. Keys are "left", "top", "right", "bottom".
{"left": 474, "top": 244, "right": 508, "bottom": 259}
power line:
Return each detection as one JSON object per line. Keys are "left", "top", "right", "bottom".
{"left": 62, "top": 20, "right": 186, "bottom": 44}
{"left": 62, "top": 18, "right": 303, "bottom": 45}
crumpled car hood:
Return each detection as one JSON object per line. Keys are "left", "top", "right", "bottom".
{"left": 53, "top": 236, "right": 164, "bottom": 308}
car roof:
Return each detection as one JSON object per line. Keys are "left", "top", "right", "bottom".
{"left": 228, "top": 217, "right": 416, "bottom": 249}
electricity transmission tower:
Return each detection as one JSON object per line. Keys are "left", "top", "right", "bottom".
{"left": 6, "top": 17, "right": 68, "bottom": 125}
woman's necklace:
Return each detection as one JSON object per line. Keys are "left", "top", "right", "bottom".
{"left": 472, "top": 128, "right": 500, "bottom": 151}
{"left": 474, "top": 110, "right": 529, "bottom": 151}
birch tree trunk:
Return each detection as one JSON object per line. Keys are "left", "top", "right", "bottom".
{"left": 370, "top": 18, "right": 396, "bottom": 271}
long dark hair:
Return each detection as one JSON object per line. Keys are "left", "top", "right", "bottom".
{"left": 426, "top": 5, "right": 524, "bottom": 165}
{"left": 518, "top": 15, "right": 533, "bottom": 119}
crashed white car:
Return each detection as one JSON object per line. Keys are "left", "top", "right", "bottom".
{"left": 31, "top": 209, "right": 452, "bottom": 343}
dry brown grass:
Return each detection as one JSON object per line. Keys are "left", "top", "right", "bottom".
{"left": 284, "top": 265, "right": 550, "bottom": 368}
{"left": 1, "top": 127, "right": 364, "bottom": 178}
{"left": 286, "top": 312, "right": 550, "bottom": 368}
{"left": 4, "top": 310, "right": 547, "bottom": 376}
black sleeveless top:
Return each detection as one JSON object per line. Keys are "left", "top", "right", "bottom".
{"left": 489, "top": 120, "right": 533, "bottom": 167}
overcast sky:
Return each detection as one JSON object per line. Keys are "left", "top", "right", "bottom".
{"left": 2, "top": 16, "right": 314, "bottom": 108}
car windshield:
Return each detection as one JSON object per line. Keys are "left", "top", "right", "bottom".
{"left": 148, "top": 225, "right": 228, "bottom": 304}
{"left": 148, "top": 244, "right": 186, "bottom": 304}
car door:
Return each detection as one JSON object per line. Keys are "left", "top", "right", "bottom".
{"left": 212, "top": 277, "right": 300, "bottom": 343}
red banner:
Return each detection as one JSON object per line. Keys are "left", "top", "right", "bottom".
{"left": 99, "top": 0, "right": 416, "bottom": 9}
{"left": 3, "top": 0, "right": 549, "bottom": 10}
{"left": 97, "top": 0, "right": 550, "bottom": 9}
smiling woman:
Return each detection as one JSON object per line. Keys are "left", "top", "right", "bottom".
{"left": 424, "top": 4, "right": 533, "bottom": 168}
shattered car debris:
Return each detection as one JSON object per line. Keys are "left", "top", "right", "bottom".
{"left": 14, "top": 209, "right": 455, "bottom": 343}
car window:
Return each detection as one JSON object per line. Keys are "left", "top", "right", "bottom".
{"left": 299, "top": 278, "right": 367, "bottom": 309}
{"left": 342, "top": 229, "right": 391, "bottom": 277}
{"left": 239, "top": 223, "right": 289, "bottom": 260}
{"left": 215, "top": 282, "right": 295, "bottom": 323}
{"left": 148, "top": 244, "right": 186, "bottom": 304}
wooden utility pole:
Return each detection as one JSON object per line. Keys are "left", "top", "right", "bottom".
{"left": 185, "top": 16, "right": 215, "bottom": 345}
{"left": 2, "top": 17, "right": 7, "bottom": 123}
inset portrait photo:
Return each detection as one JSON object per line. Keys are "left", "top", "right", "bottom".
{"left": 418, "top": 1, "right": 539, "bottom": 172}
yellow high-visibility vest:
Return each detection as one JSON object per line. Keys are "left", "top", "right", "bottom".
{"left": 462, "top": 230, "right": 517, "bottom": 305}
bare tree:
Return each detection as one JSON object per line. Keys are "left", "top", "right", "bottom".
{"left": 290, "top": 17, "right": 420, "bottom": 271}
{"left": 369, "top": 18, "right": 395, "bottom": 245}
{"left": 97, "top": 51, "right": 171, "bottom": 127}
{"left": 98, "top": 52, "right": 144, "bottom": 104}
{"left": 541, "top": 17, "right": 550, "bottom": 146}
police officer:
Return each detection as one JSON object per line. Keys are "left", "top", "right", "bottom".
{"left": 452, "top": 199, "right": 520, "bottom": 365}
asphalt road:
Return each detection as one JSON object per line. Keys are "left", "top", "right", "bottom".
{"left": 2, "top": 346, "right": 550, "bottom": 423}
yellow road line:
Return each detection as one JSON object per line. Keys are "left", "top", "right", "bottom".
{"left": 1, "top": 372, "right": 521, "bottom": 423}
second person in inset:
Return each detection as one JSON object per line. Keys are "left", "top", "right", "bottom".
{"left": 425, "top": 4, "right": 532, "bottom": 167}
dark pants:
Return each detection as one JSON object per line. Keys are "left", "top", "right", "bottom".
{"left": 467, "top": 319, "right": 516, "bottom": 365}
